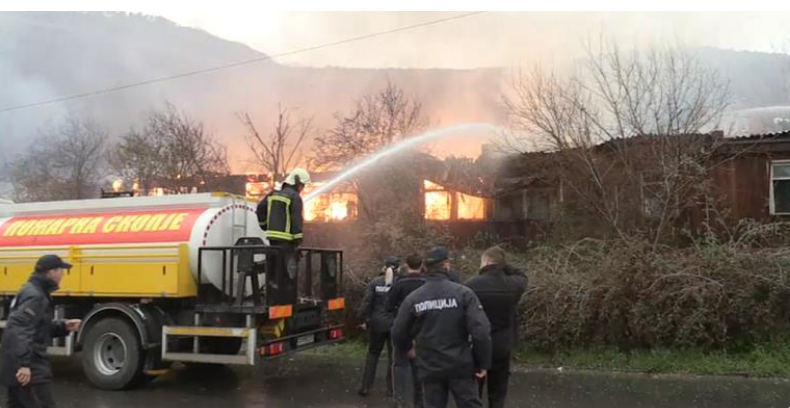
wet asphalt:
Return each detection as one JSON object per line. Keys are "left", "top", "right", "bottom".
{"left": 36, "top": 354, "right": 790, "bottom": 408}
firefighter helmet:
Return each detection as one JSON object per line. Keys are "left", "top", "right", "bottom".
{"left": 284, "top": 168, "right": 312, "bottom": 186}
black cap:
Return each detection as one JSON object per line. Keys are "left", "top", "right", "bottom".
{"left": 425, "top": 246, "right": 450, "bottom": 267}
{"left": 383, "top": 256, "right": 400, "bottom": 269}
{"left": 35, "top": 255, "right": 72, "bottom": 273}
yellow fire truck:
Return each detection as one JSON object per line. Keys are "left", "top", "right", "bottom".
{"left": 0, "top": 193, "right": 345, "bottom": 390}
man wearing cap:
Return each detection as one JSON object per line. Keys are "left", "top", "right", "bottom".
{"left": 392, "top": 247, "right": 491, "bottom": 408}
{"left": 0, "top": 255, "right": 81, "bottom": 408}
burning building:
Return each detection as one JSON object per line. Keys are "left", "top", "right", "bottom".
{"left": 423, "top": 180, "right": 489, "bottom": 221}
{"left": 303, "top": 181, "right": 358, "bottom": 222}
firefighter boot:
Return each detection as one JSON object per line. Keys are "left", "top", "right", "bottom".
{"left": 358, "top": 353, "right": 379, "bottom": 397}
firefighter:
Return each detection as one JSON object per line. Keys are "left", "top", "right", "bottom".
{"left": 357, "top": 257, "right": 399, "bottom": 397}
{"left": 392, "top": 247, "right": 491, "bottom": 408}
{"left": 465, "top": 246, "right": 528, "bottom": 408}
{"left": 257, "top": 168, "right": 310, "bottom": 246}
{"left": 256, "top": 168, "right": 310, "bottom": 303}
{"left": 386, "top": 254, "right": 426, "bottom": 408}
{"left": 0, "top": 255, "right": 81, "bottom": 408}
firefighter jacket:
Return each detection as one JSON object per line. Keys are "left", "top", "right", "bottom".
{"left": 256, "top": 184, "right": 304, "bottom": 242}
{"left": 391, "top": 267, "right": 492, "bottom": 382}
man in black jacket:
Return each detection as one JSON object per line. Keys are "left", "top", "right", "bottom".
{"left": 386, "top": 254, "right": 426, "bottom": 408}
{"left": 392, "top": 247, "right": 491, "bottom": 408}
{"left": 0, "top": 255, "right": 81, "bottom": 408}
{"left": 356, "top": 257, "right": 399, "bottom": 397}
{"left": 465, "top": 246, "right": 528, "bottom": 408}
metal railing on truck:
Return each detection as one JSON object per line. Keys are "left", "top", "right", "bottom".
{"left": 195, "top": 243, "right": 343, "bottom": 313}
{"left": 160, "top": 243, "right": 345, "bottom": 365}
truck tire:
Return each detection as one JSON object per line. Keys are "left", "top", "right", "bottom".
{"left": 81, "top": 317, "right": 146, "bottom": 390}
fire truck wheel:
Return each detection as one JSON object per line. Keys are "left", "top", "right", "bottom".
{"left": 82, "top": 317, "right": 146, "bottom": 390}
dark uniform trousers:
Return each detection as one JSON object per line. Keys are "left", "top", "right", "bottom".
{"left": 392, "top": 344, "right": 423, "bottom": 408}
{"left": 478, "top": 353, "right": 511, "bottom": 408}
{"left": 6, "top": 384, "right": 56, "bottom": 408}
{"left": 423, "top": 377, "right": 483, "bottom": 408}
{"left": 360, "top": 329, "right": 393, "bottom": 394}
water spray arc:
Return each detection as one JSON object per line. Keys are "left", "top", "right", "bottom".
{"left": 305, "top": 123, "right": 500, "bottom": 202}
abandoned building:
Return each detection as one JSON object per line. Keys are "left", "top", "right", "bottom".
{"left": 491, "top": 129, "right": 790, "bottom": 242}
{"left": 106, "top": 129, "right": 790, "bottom": 246}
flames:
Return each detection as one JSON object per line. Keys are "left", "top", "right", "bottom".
{"left": 423, "top": 180, "right": 487, "bottom": 221}
{"left": 239, "top": 176, "right": 487, "bottom": 223}
{"left": 424, "top": 180, "right": 451, "bottom": 220}
{"left": 456, "top": 192, "right": 486, "bottom": 220}
{"left": 305, "top": 191, "right": 357, "bottom": 222}
{"left": 303, "top": 182, "right": 357, "bottom": 222}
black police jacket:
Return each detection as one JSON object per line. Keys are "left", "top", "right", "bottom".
{"left": 391, "top": 267, "right": 492, "bottom": 382}
{"left": 0, "top": 274, "right": 68, "bottom": 386}
{"left": 357, "top": 275, "right": 393, "bottom": 333}
{"left": 256, "top": 184, "right": 304, "bottom": 243}
{"left": 385, "top": 273, "right": 426, "bottom": 317}
{"left": 465, "top": 263, "right": 528, "bottom": 359}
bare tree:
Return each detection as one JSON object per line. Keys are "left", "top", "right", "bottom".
{"left": 312, "top": 83, "right": 429, "bottom": 221}
{"left": 503, "top": 41, "right": 731, "bottom": 244}
{"left": 8, "top": 116, "right": 107, "bottom": 202}
{"left": 108, "top": 103, "right": 230, "bottom": 195}
{"left": 313, "top": 82, "right": 428, "bottom": 169}
{"left": 239, "top": 105, "right": 312, "bottom": 184}
{"left": 109, "top": 128, "right": 165, "bottom": 193}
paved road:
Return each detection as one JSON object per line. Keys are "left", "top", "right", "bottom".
{"left": 37, "top": 355, "right": 790, "bottom": 408}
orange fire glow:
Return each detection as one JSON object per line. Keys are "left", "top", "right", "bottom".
{"left": 245, "top": 181, "right": 272, "bottom": 201}
{"left": 457, "top": 192, "right": 486, "bottom": 220}
{"left": 425, "top": 191, "right": 451, "bottom": 220}
{"left": 423, "top": 180, "right": 487, "bottom": 221}
{"left": 303, "top": 182, "right": 357, "bottom": 222}
{"left": 305, "top": 192, "right": 357, "bottom": 222}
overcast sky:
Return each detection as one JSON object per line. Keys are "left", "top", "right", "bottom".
{"left": 132, "top": 11, "right": 790, "bottom": 69}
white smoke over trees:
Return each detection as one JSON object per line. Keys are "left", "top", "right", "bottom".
{"left": 109, "top": 103, "right": 231, "bottom": 195}
{"left": 7, "top": 115, "right": 108, "bottom": 202}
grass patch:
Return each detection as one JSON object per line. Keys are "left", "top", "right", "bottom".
{"left": 304, "top": 340, "right": 368, "bottom": 358}
{"left": 307, "top": 338, "right": 790, "bottom": 378}
{"left": 518, "top": 337, "right": 790, "bottom": 378}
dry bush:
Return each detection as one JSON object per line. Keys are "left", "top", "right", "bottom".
{"left": 521, "top": 225, "right": 790, "bottom": 351}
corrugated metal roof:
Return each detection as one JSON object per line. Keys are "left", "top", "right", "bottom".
{"left": 726, "top": 130, "right": 790, "bottom": 142}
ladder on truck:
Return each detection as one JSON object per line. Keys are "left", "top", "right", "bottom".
{"left": 229, "top": 197, "right": 249, "bottom": 245}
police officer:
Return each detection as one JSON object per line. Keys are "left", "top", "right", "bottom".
{"left": 257, "top": 168, "right": 310, "bottom": 303}
{"left": 386, "top": 254, "right": 426, "bottom": 408}
{"left": 357, "top": 257, "right": 399, "bottom": 397}
{"left": 392, "top": 247, "right": 491, "bottom": 408}
{"left": 0, "top": 255, "right": 81, "bottom": 408}
{"left": 465, "top": 246, "right": 528, "bottom": 408}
